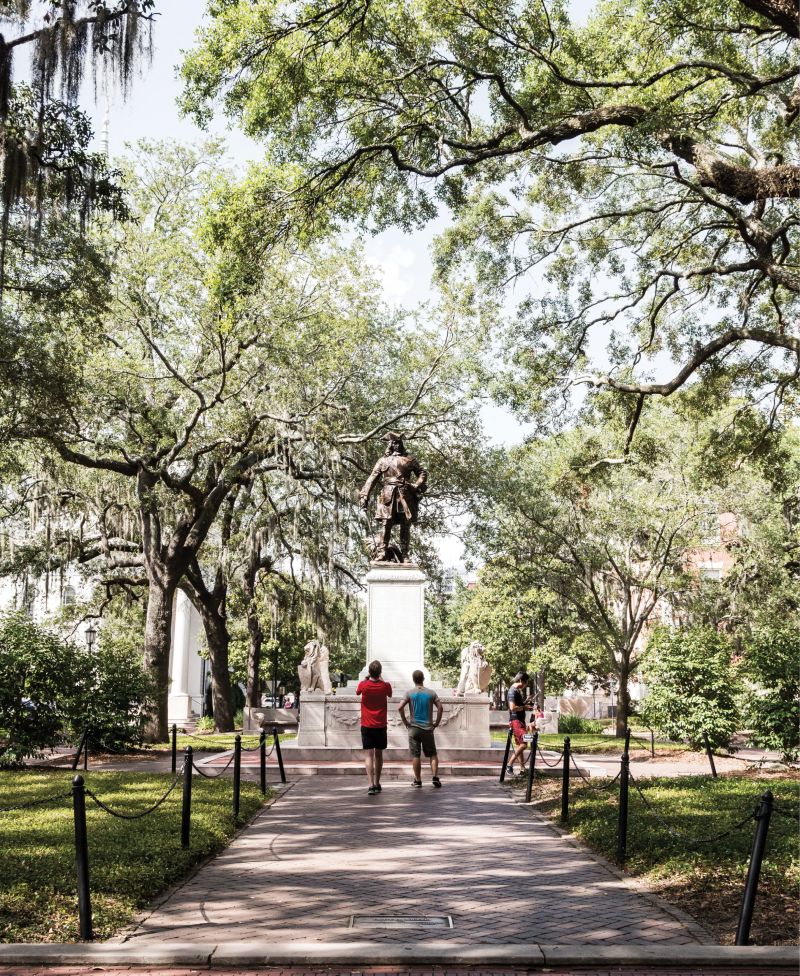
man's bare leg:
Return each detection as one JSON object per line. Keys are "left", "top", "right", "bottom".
{"left": 412, "top": 756, "right": 422, "bottom": 781}
{"left": 364, "top": 749, "right": 375, "bottom": 787}
{"left": 511, "top": 742, "right": 527, "bottom": 770}
{"left": 374, "top": 749, "right": 384, "bottom": 785}
{"left": 430, "top": 755, "right": 439, "bottom": 778}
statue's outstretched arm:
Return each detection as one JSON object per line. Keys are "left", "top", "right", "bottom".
{"left": 412, "top": 458, "right": 428, "bottom": 493}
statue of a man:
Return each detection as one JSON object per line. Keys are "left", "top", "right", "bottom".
{"left": 358, "top": 431, "right": 427, "bottom": 563}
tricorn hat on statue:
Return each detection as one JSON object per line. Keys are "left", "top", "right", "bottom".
{"left": 381, "top": 430, "right": 405, "bottom": 442}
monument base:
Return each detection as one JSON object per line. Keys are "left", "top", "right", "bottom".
{"left": 296, "top": 692, "right": 491, "bottom": 749}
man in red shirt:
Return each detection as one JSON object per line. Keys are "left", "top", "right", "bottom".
{"left": 356, "top": 660, "right": 392, "bottom": 795}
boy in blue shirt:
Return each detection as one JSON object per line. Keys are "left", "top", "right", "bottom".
{"left": 399, "top": 670, "right": 444, "bottom": 787}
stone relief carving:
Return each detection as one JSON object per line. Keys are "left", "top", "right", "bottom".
{"left": 298, "top": 639, "right": 333, "bottom": 694}
{"left": 455, "top": 641, "right": 492, "bottom": 696}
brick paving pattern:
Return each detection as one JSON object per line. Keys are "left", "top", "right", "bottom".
{"left": 3, "top": 968, "right": 796, "bottom": 976}
{"left": 123, "top": 778, "right": 709, "bottom": 946}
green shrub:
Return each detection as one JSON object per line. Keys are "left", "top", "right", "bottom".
{"left": 740, "top": 622, "right": 800, "bottom": 760}
{"left": 640, "top": 626, "right": 740, "bottom": 750}
{"left": 558, "top": 714, "right": 605, "bottom": 734}
{"left": 0, "top": 612, "right": 152, "bottom": 765}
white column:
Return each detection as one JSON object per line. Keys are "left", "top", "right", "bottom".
{"left": 168, "top": 591, "right": 193, "bottom": 723}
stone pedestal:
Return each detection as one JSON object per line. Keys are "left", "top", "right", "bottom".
{"left": 243, "top": 707, "right": 298, "bottom": 733}
{"left": 296, "top": 692, "right": 490, "bottom": 749}
{"left": 361, "top": 563, "right": 426, "bottom": 688}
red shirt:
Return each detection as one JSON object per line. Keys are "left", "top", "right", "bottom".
{"left": 357, "top": 678, "right": 393, "bottom": 728}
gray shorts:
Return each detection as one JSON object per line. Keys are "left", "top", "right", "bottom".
{"left": 409, "top": 725, "right": 437, "bottom": 758}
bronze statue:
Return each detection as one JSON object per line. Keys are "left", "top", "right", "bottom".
{"left": 359, "top": 431, "right": 427, "bottom": 563}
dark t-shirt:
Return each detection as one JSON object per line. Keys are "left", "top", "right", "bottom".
{"left": 508, "top": 685, "right": 526, "bottom": 725}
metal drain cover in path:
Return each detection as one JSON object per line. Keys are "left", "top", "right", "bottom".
{"left": 349, "top": 915, "right": 453, "bottom": 929}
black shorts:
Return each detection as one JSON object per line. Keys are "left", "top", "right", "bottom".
{"left": 408, "top": 725, "right": 437, "bottom": 758}
{"left": 361, "top": 726, "right": 388, "bottom": 750}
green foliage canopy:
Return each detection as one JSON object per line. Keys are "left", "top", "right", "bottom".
{"left": 182, "top": 0, "right": 800, "bottom": 443}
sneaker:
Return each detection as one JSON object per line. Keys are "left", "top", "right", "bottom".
{"left": 374, "top": 784, "right": 382, "bottom": 792}
{"left": 432, "top": 776, "right": 442, "bottom": 788}
{"left": 412, "top": 779, "right": 422, "bottom": 787}
{"left": 504, "top": 764, "right": 515, "bottom": 777}
{"left": 368, "top": 785, "right": 377, "bottom": 795}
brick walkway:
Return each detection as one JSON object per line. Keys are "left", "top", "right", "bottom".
{"left": 3, "top": 968, "right": 794, "bottom": 976}
{"left": 122, "top": 778, "right": 709, "bottom": 947}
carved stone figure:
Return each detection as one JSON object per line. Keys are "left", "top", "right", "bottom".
{"left": 456, "top": 640, "right": 492, "bottom": 696}
{"left": 359, "top": 431, "right": 427, "bottom": 563}
{"left": 298, "top": 639, "right": 332, "bottom": 694}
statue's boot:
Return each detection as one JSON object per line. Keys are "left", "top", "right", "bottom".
{"left": 400, "top": 523, "right": 412, "bottom": 562}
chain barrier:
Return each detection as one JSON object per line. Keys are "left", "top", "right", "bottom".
{"left": 569, "top": 753, "right": 622, "bottom": 792}
{"left": 628, "top": 771, "right": 758, "bottom": 848}
{"left": 241, "top": 738, "right": 277, "bottom": 755}
{"left": 191, "top": 752, "right": 235, "bottom": 779}
{"left": 537, "top": 745, "right": 565, "bottom": 767}
{"left": 84, "top": 764, "right": 186, "bottom": 820}
{"left": 0, "top": 790, "right": 72, "bottom": 813}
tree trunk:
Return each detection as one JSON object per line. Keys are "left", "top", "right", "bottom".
{"left": 142, "top": 579, "right": 175, "bottom": 742}
{"left": 195, "top": 603, "right": 235, "bottom": 732}
{"left": 615, "top": 659, "right": 631, "bottom": 737}
{"left": 246, "top": 609, "right": 263, "bottom": 708}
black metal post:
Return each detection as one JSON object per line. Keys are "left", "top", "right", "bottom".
{"left": 71, "top": 730, "right": 87, "bottom": 772}
{"left": 702, "top": 731, "right": 718, "bottom": 778}
{"left": 650, "top": 728, "right": 655, "bottom": 758}
{"left": 233, "top": 735, "right": 242, "bottom": 820}
{"left": 181, "top": 747, "right": 193, "bottom": 849}
{"left": 259, "top": 730, "right": 267, "bottom": 795}
{"left": 273, "top": 727, "right": 286, "bottom": 784}
{"left": 171, "top": 723, "right": 177, "bottom": 774}
{"left": 499, "top": 729, "right": 513, "bottom": 783}
{"left": 735, "top": 791, "right": 773, "bottom": 946}
{"left": 617, "top": 729, "right": 631, "bottom": 864}
{"left": 71, "top": 775, "right": 93, "bottom": 941}
{"left": 561, "top": 736, "right": 571, "bottom": 823}
{"left": 524, "top": 731, "right": 538, "bottom": 803}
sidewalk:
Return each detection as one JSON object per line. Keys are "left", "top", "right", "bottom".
{"left": 120, "top": 776, "right": 709, "bottom": 947}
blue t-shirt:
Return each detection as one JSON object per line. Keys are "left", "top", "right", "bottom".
{"left": 402, "top": 686, "right": 440, "bottom": 730}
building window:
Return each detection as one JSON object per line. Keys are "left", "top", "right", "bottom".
{"left": 699, "top": 566, "right": 722, "bottom": 581}
{"left": 62, "top": 585, "right": 76, "bottom": 606}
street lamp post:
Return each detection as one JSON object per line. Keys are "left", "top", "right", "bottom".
{"left": 84, "top": 624, "right": 97, "bottom": 653}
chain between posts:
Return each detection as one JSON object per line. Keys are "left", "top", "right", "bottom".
{"left": 191, "top": 752, "right": 236, "bottom": 778}
{"left": 84, "top": 764, "right": 186, "bottom": 820}
{"left": 0, "top": 790, "right": 72, "bottom": 812}
{"left": 537, "top": 745, "right": 565, "bottom": 767}
{"left": 628, "top": 771, "right": 758, "bottom": 848}
{"left": 569, "top": 753, "right": 622, "bottom": 791}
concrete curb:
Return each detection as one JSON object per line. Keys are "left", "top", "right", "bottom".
{"left": 0, "top": 941, "right": 796, "bottom": 967}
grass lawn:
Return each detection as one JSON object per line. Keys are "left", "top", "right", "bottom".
{"left": 515, "top": 771, "right": 799, "bottom": 945}
{"left": 0, "top": 769, "right": 268, "bottom": 942}
{"left": 491, "top": 729, "right": 687, "bottom": 755}
{"left": 143, "top": 730, "right": 296, "bottom": 753}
